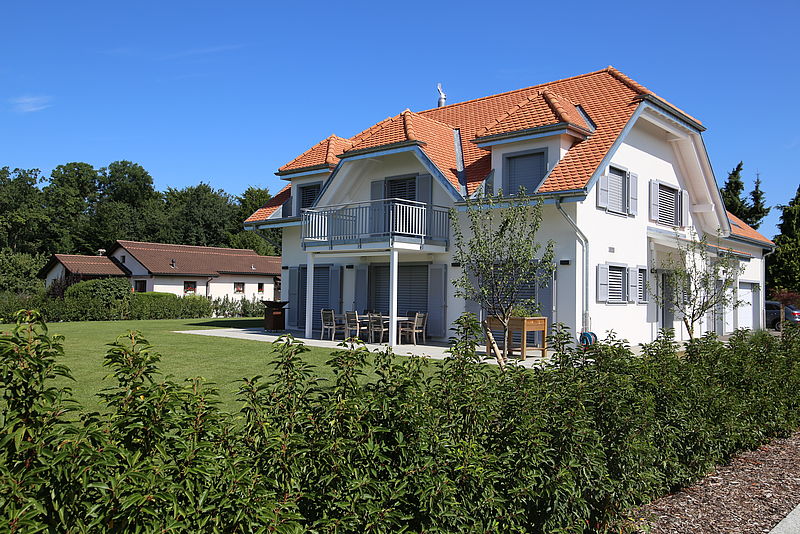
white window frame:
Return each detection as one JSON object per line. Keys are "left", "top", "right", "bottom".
{"left": 597, "top": 165, "right": 638, "bottom": 217}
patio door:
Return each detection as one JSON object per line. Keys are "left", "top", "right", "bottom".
{"left": 369, "top": 264, "right": 428, "bottom": 316}
{"left": 297, "top": 265, "right": 342, "bottom": 331}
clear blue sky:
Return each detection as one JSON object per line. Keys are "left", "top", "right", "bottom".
{"left": 3, "top": 0, "right": 798, "bottom": 238}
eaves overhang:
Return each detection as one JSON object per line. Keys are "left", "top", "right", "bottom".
{"left": 243, "top": 216, "right": 302, "bottom": 230}
{"left": 472, "top": 122, "right": 591, "bottom": 148}
{"left": 275, "top": 164, "right": 335, "bottom": 178}
{"left": 336, "top": 140, "right": 425, "bottom": 159}
{"left": 726, "top": 233, "right": 775, "bottom": 250}
{"left": 635, "top": 94, "right": 705, "bottom": 132}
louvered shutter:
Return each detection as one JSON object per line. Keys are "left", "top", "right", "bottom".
{"left": 288, "top": 267, "right": 299, "bottom": 327}
{"left": 597, "top": 264, "right": 609, "bottom": 302}
{"left": 329, "top": 266, "right": 342, "bottom": 314}
{"left": 354, "top": 265, "right": 368, "bottom": 313}
{"left": 658, "top": 185, "right": 678, "bottom": 226}
{"left": 370, "top": 265, "right": 429, "bottom": 316}
{"left": 370, "top": 180, "right": 385, "bottom": 235}
{"left": 427, "top": 264, "right": 447, "bottom": 338}
{"left": 637, "top": 266, "right": 648, "bottom": 303}
{"left": 649, "top": 181, "right": 660, "bottom": 222}
{"left": 681, "top": 190, "right": 690, "bottom": 227}
{"left": 386, "top": 178, "right": 416, "bottom": 201}
{"left": 416, "top": 174, "right": 432, "bottom": 204}
{"left": 627, "top": 267, "right": 638, "bottom": 303}
{"left": 597, "top": 174, "right": 609, "bottom": 209}
{"left": 299, "top": 184, "right": 320, "bottom": 209}
{"left": 506, "top": 152, "right": 546, "bottom": 195}
{"left": 628, "top": 173, "right": 638, "bottom": 216}
{"left": 607, "top": 170, "right": 625, "bottom": 213}
{"left": 608, "top": 267, "right": 624, "bottom": 303}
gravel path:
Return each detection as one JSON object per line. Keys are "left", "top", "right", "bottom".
{"left": 632, "top": 432, "right": 800, "bottom": 533}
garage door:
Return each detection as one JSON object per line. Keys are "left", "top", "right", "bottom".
{"left": 737, "top": 282, "right": 754, "bottom": 330}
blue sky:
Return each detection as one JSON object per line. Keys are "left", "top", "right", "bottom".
{"left": 3, "top": 0, "right": 798, "bottom": 238}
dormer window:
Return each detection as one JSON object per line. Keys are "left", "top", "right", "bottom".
{"left": 299, "top": 184, "right": 321, "bottom": 210}
{"left": 502, "top": 150, "right": 547, "bottom": 196}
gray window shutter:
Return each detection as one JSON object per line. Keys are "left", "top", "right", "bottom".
{"left": 680, "top": 190, "right": 690, "bottom": 227}
{"left": 627, "top": 266, "right": 638, "bottom": 303}
{"left": 649, "top": 180, "right": 660, "bottom": 222}
{"left": 370, "top": 180, "right": 385, "bottom": 235}
{"left": 329, "top": 266, "right": 342, "bottom": 314}
{"left": 628, "top": 172, "right": 638, "bottom": 216}
{"left": 288, "top": 267, "right": 299, "bottom": 327}
{"left": 427, "top": 264, "right": 447, "bottom": 338}
{"left": 597, "top": 264, "right": 609, "bottom": 303}
{"left": 637, "top": 265, "right": 648, "bottom": 303}
{"left": 597, "top": 174, "right": 609, "bottom": 209}
{"left": 354, "top": 265, "right": 368, "bottom": 313}
{"left": 416, "top": 174, "right": 432, "bottom": 204}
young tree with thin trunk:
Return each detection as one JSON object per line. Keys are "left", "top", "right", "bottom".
{"left": 654, "top": 232, "right": 743, "bottom": 340}
{"left": 450, "top": 191, "right": 554, "bottom": 368}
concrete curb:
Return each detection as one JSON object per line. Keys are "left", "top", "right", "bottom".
{"left": 769, "top": 503, "right": 800, "bottom": 533}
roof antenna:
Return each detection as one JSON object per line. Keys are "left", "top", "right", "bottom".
{"left": 437, "top": 83, "right": 446, "bottom": 108}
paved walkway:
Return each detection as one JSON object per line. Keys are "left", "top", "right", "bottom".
{"left": 770, "top": 503, "right": 800, "bottom": 534}
{"left": 172, "top": 328, "right": 549, "bottom": 368}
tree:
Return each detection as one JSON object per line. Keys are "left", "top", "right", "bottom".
{"left": 746, "top": 177, "right": 770, "bottom": 229}
{"left": 719, "top": 161, "right": 770, "bottom": 229}
{"left": 450, "top": 191, "right": 555, "bottom": 368}
{"left": 0, "top": 167, "right": 50, "bottom": 254}
{"left": 236, "top": 186, "right": 272, "bottom": 224}
{"left": 162, "top": 183, "right": 238, "bottom": 247}
{"left": 0, "top": 249, "right": 46, "bottom": 294}
{"left": 767, "top": 186, "right": 800, "bottom": 292}
{"left": 98, "top": 160, "right": 159, "bottom": 207}
{"left": 43, "top": 162, "right": 101, "bottom": 253}
{"left": 654, "top": 232, "right": 743, "bottom": 340}
{"left": 720, "top": 162, "right": 748, "bottom": 219}
{"left": 228, "top": 231, "right": 278, "bottom": 256}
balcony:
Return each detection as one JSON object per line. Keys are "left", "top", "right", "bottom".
{"left": 302, "top": 198, "right": 449, "bottom": 251}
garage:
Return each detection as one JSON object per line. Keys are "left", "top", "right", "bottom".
{"left": 737, "top": 281, "right": 760, "bottom": 330}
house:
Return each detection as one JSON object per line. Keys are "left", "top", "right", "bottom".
{"left": 243, "top": 67, "right": 773, "bottom": 346}
{"left": 41, "top": 240, "right": 282, "bottom": 301}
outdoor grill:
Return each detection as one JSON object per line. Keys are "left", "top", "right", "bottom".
{"left": 262, "top": 300, "right": 288, "bottom": 331}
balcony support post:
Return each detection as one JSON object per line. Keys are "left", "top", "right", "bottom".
{"left": 388, "top": 248, "right": 399, "bottom": 348}
{"left": 305, "top": 252, "right": 315, "bottom": 339}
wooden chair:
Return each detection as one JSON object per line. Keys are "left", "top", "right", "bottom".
{"left": 420, "top": 312, "right": 429, "bottom": 342}
{"left": 321, "top": 309, "right": 345, "bottom": 340}
{"left": 344, "top": 311, "right": 369, "bottom": 341}
{"left": 367, "top": 313, "right": 389, "bottom": 344}
{"left": 399, "top": 312, "right": 425, "bottom": 345}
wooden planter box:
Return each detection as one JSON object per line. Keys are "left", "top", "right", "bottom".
{"left": 485, "top": 316, "right": 548, "bottom": 360}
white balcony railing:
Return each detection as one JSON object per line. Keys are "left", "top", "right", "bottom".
{"left": 302, "top": 198, "right": 449, "bottom": 247}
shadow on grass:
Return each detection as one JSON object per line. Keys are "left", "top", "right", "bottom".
{"left": 183, "top": 318, "right": 267, "bottom": 329}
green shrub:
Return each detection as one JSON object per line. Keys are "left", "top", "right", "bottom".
{"left": 180, "top": 295, "right": 213, "bottom": 318}
{"left": 64, "top": 277, "right": 131, "bottom": 301}
{"left": 2, "top": 312, "right": 800, "bottom": 532}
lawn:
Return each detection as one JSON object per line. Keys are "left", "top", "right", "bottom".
{"left": 1, "top": 317, "right": 350, "bottom": 413}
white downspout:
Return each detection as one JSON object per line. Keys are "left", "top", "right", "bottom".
{"left": 556, "top": 198, "right": 590, "bottom": 333}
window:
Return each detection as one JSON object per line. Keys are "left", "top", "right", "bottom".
{"left": 184, "top": 281, "right": 197, "bottom": 295}
{"left": 234, "top": 282, "right": 245, "bottom": 294}
{"left": 504, "top": 151, "right": 547, "bottom": 195}
{"left": 134, "top": 280, "right": 146, "bottom": 293}
{"left": 597, "top": 167, "right": 638, "bottom": 216}
{"left": 257, "top": 282, "right": 264, "bottom": 293}
{"left": 607, "top": 265, "right": 625, "bottom": 303}
{"left": 298, "top": 184, "right": 321, "bottom": 210}
{"left": 637, "top": 268, "right": 648, "bottom": 303}
{"left": 650, "top": 181, "right": 688, "bottom": 227}
{"left": 385, "top": 177, "right": 416, "bottom": 201}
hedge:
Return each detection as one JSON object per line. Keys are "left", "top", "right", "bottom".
{"left": 2, "top": 311, "right": 800, "bottom": 532}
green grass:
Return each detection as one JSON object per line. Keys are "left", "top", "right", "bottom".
{"left": 1, "top": 317, "right": 347, "bottom": 413}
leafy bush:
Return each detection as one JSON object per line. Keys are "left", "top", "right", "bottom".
{"left": 212, "top": 295, "right": 263, "bottom": 317}
{"left": 2, "top": 312, "right": 800, "bottom": 532}
{"left": 0, "top": 248, "right": 46, "bottom": 294}
{"left": 64, "top": 277, "right": 131, "bottom": 301}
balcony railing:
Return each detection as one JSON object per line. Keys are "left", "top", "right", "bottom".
{"left": 302, "top": 198, "right": 449, "bottom": 247}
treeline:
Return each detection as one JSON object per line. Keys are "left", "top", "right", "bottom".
{"left": 0, "top": 161, "right": 278, "bottom": 293}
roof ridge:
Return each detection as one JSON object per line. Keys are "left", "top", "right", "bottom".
{"left": 540, "top": 88, "right": 578, "bottom": 125}
{"left": 417, "top": 67, "right": 613, "bottom": 115}
{"left": 278, "top": 137, "right": 329, "bottom": 171}
{"left": 604, "top": 66, "right": 653, "bottom": 95}
{"left": 401, "top": 109, "right": 416, "bottom": 141}
{"left": 477, "top": 93, "right": 549, "bottom": 137}
{"left": 117, "top": 240, "right": 262, "bottom": 255}
{"left": 349, "top": 116, "right": 394, "bottom": 145}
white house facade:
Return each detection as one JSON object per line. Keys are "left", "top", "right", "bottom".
{"left": 244, "top": 67, "right": 773, "bottom": 346}
{"left": 42, "top": 241, "right": 282, "bottom": 301}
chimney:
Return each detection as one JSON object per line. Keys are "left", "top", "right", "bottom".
{"left": 437, "top": 83, "right": 446, "bottom": 108}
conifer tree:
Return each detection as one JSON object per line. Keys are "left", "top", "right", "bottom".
{"left": 745, "top": 177, "right": 770, "bottom": 229}
{"left": 720, "top": 161, "right": 748, "bottom": 219}
{"left": 767, "top": 186, "right": 800, "bottom": 291}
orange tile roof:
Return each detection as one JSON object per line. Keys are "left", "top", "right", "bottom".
{"left": 249, "top": 67, "right": 702, "bottom": 223}
{"left": 244, "top": 184, "right": 291, "bottom": 223}
{"left": 277, "top": 135, "right": 352, "bottom": 175}
{"left": 727, "top": 211, "right": 774, "bottom": 246}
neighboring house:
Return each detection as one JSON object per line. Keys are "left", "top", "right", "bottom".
{"left": 40, "top": 254, "right": 129, "bottom": 287}
{"left": 243, "top": 66, "right": 773, "bottom": 346}
{"left": 42, "top": 241, "right": 282, "bottom": 301}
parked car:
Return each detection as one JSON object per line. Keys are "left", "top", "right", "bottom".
{"left": 765, "top": 300, "right": 800, "bottom": 330}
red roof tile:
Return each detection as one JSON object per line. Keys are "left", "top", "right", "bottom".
{"left": 727, "top": 211, "right": 774, "bottom": 246}
{"left": 50, "top": 254, "right": 127, "bottom": 276}
{"left": 277, "top": 135, "right": 352, "bottom": 175}
{"left": 262, "top": 66, "right": 700, "bottom": 203}
{"left": 114, "top": 240, "right": 281, "bottom": 276}
{"left": 244, "top": 184, "right": 291, "bottom": 223}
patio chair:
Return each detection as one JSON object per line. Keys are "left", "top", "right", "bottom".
{"left": 367, "top": 313, "right": 389, "bottom": 344}
{"left": 321, "top": 308, "right": 346, "bottom": 340}
{"left": 420, "top": 312, "right": 429, "bottom": 343}
{"left": 344, "top": 311, "right": 369, "bottom": 341}
{"left": 399, "top": 312, "right": 426, "bottom": 345}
